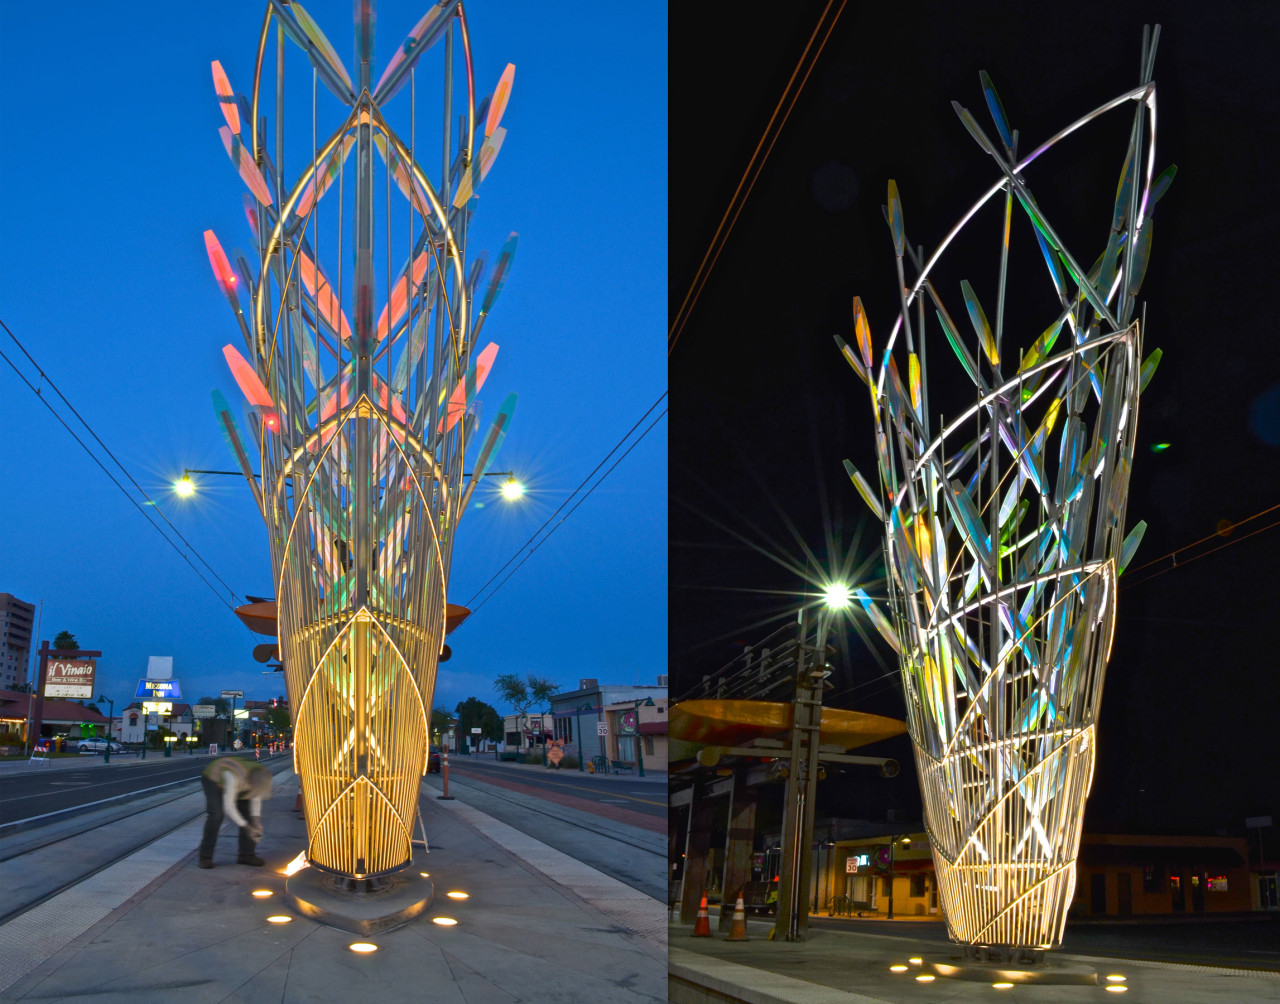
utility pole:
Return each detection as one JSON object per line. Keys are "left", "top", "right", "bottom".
{"left": 773, "top": 608, "right": 828, "bottom": 942}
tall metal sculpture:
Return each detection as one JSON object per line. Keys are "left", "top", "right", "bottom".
{"left": 840, "top": 28, "right": 1170, "bottom": 950}
{"left": 203, "top": 2, "right": 518, "bottom": 880}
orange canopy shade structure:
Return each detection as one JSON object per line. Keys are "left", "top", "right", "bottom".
{"left": 670, "top": 699, "right": 906, "bottom": 751}
{"left": 235, "top": 599, "right": 472, "bottom": 638}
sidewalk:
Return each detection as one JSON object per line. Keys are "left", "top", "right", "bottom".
{"left": 669, "top": 918, "right": 1280, "bottom": 1003}
{"left": 0, "top": 765, "right": 666, "bottom": 1003}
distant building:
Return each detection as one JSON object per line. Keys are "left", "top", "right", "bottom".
{"left": 114, "top": 701, "right": 195, "bottom": 744}
{"left": 0, "top": 688, "right": 108, "bottom": 747}
{"left": 547, "top": 677, "right": 667, "bottom": 766}
{"left": 0, "top": 594, "right": 35, "bottom": 691}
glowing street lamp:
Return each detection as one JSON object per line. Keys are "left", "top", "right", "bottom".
{"left": 501, "top": 477, "right": 525, "bottom": 501}
{"left": 821, "top": 581, "right": 852, "bottom": 612}
{"left": 175, "top": 475, "right": 195, "bottom": 497}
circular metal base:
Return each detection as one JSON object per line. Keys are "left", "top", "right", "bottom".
{"left": 286, "top": 852, "right": 433, "bottom": 935}
{"left": 924, "top": 952, "right": 1099, "bottom": 985}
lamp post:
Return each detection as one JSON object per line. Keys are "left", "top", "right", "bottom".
{"left": 97, "top": 694, "right": 114, "bottom": 763}
{"left": 775, "top": 582, "right": 852, "bottom": 942}
{"left": 574, "top": 702, "right": 593, "bottom": 772}
{"left": 625, "top": 696, "right": 656, "bottom": 779}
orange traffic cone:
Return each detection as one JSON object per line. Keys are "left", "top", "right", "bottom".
{"left": 692, "top": 893, "right": 712, "bottom": 937}
{"left": 725, "top": 891, "right": 749, "bottom": 942}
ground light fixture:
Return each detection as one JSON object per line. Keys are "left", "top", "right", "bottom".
{"left": 914, "top": 974, "right": 935, "bottom": 983}
{"left": 1105, "top": 987, "right": 1128, "bottom": 994}
{"left": 265, "top": 915, "right": 292, "bottom": 924}
{"left": 992, "top": 983, "right": 1014, "bottom": 989}
{"left": 431, "top": 917, "right": 458, "bottom": 927}
{"left": 908, "top": 957, "right": 923, "bottom": 965}
{"left": 446, "top": 891, "right": 469, "bottom": 900}
{"left": 281, "top": 851, "right": 309, "bottom": 876}
{"left": 251, "top": 890, "right": 273, "bottom": 898}
{"left": 888, "top": 965, "right": 909, "bottom": 973}
{"left": 347, "top": 943, "right": 378, "bottom": 954}
{"left": 419, "top": 872, "right": 430, "bottom": 878}
{"left": 1106, "top": 975, "right": 1127, "bottom": 982}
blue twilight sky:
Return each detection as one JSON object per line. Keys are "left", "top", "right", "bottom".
{"left": 0, "top": 2, "right": 667, "bottom": 717}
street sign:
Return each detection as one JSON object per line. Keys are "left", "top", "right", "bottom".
{"left": 470, "top": 727, "right": 482, "bottom": 734}
{"left": 136, "top": 679, "right": 181, "bottom": 699}
{"left": 192, "top": 705, "right": 216, "bottom": 718}
{"left": 547, "top": 746, "right": 564, "bottom": 765}
{"left": 1247, "top": 816, "right": 1273, "bottom": 829}
{"left": 846, "top": 858, "right": 859, "bottom": 874}
{"left": 233, "top": 739, "right": 243, "bottom": 749}
{"left": 221, "top": 690, "right": 243, "bottom": 698}
{"left": 597, "top": 722, "right": 608, "bottom": 736}
{"left": 45, "top": 658, "right": 96, "bottom": 699}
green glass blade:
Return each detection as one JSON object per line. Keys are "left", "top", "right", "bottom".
{"left": 979, "top": 71, "right": 1014, "bottom": 151}
{"left": 960, "top": 279, "right": 999, "bottom": 367}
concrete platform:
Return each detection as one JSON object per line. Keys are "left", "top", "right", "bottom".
{"left": 670, "top": 918, "right": 1280, "bottom": 1003}
{"left": 0, "top": 766, "right": 666, "bottom": 1002}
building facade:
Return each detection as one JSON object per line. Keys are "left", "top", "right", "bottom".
{"left": 0, "top": 594, "right": 35, "bottom": 691}
{"left": 547, "top": 678, "right": 667, "bottom": 766}
{"left": 820, "top": 830, "right": 1254, "bottom": 919}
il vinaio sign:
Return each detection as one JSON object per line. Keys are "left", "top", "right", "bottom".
{"left": 45, "top": 658, "right": 96, "bottom": 699}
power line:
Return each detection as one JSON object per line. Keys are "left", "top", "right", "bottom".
{"left": 668, "top": 0, "right": 847, "bottom": 356}
{"left": 464, "top": 392, "right": 667, "bottom": 614}
{"left": 1, "top": 317, "right": 249, "bottom": 621}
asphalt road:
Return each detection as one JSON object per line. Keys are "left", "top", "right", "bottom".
{"left": 427, "top": 757, "right": 667, "bottom": 901}
{"left": 808, "top": 914, "right": 1280, "bottom": 971}
{"left": 443, "top": 756, "right": 666, "bottom": 823}
{"left": 0, "top": 752, "right": 265, "bottom": 825}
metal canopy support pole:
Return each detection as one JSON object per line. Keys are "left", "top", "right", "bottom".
{"left": 680, "top": 779, "right": 716, "bottom": 924}
{"left": 719, "top": 769, "right": 758, "bottom": 931}
{"left": 774, "top": 609, "right": 826, "bottom": 942}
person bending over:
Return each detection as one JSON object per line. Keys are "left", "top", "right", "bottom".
{"left": 199, "top": 755, "right": 272, "bottom": 867}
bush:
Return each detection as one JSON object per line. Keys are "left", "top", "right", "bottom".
{"left": 522, "top": 750, "right": 544, "bottom": 765}
{"left": 557, "top": 755, "right": 579, "bottom": 770}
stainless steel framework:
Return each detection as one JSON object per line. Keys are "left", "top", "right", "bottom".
{"left": 840, "top": 29, "right": 1170, "bottom": 948}
{"left": 204, "top": 2, "right": 518, "bottom": 879}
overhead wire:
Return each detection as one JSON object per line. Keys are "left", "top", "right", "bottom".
{"left": 668, "top": 0, "right": 847, "bottom": 356}
{"left": 464, "top": 391, "right": 667, "bottom": 614}
{"left": 1, "top": 318, "right": 252, "bottom": 625}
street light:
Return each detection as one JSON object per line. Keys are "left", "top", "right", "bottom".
{"left": 501, "top": 477, "right": 525, "bottom": 500}
{"left": 822, "top": 581, "right": 853, "bottom": 610}
{"left": 574, "top": 702, "right": 594, "bottom": 773}
{"left": 98, "top": 694, "right": 114, "bottom": 763}
{"left": 628, "top": 696, "right": 656, "bottom": 779}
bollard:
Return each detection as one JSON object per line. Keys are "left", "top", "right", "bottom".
{"left": 436, "top": 745, "right": 455, "bottom": 800}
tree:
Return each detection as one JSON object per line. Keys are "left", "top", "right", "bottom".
{"left": 266, "top": 707, "right": 291, "bottom": 733}
{"left": 198, "top": 696, "right": 231, "bottom": 718}
{"left": 53, "top": 631, "right": 79, "bottom": 651}
{"left": 455, "top": 697, "right": 502, "bottom": 745}
{"left": 493, "top": 674, "right": 560, "bottom": 748}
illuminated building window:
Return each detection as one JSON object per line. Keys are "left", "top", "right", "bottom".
{"left": 1207, "top": 875, "right": 1229, "bottom": 892}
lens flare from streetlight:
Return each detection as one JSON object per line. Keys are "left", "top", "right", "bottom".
{"left": 175, "top": 476, "right": 195, "bottom": 497}
{"left": 501, "top": 478, "right": 524, "bottom": 501}
{"left": 822, "top": 581, "right": 852, "bottom": 610}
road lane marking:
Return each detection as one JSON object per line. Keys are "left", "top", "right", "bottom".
{"left": 449, "top": 763, "right": 666, "bottom": 807}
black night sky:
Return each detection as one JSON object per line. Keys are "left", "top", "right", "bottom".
{"left": 671, "top": 2, "right": 1280, "bottom": 837}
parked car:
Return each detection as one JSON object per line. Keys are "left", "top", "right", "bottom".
{"left": 427, "top": 745, "right": 441, "bottom": 773}
{"left": 76, "top": 738, "right": 123, "bottom": 754}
